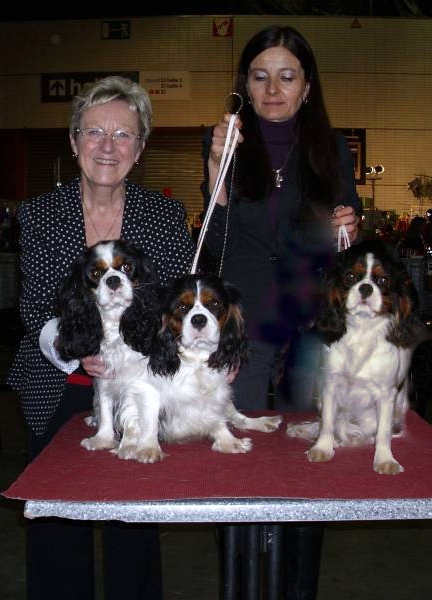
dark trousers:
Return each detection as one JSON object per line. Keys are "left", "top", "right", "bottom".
{"left": 228, "top": 339, "right": 325, "bottom": 600}
{"left": 26, "top": 381, "right": 163, "bottom": 600}
{"left": 231, "top": 337, "right": 322, "bottom": 412}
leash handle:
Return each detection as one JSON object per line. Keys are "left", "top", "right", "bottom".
{"left": 337, "top": 224, "right": 351, "bottom": 252}
{"left": 190, "top": 112, "right": 240, "bottom": 274}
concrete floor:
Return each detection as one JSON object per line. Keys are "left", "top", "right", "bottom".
{"left": 2, "top": 355, "right": 432, "bottom": 599}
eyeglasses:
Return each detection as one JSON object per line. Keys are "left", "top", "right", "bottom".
{"left": 74, "top": 127, "right": 141, "bottom": 145}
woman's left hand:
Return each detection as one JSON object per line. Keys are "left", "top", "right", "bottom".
{"left": 81, "top": 355, "right": 106, "bottom": 378}
{"left": 332, "top": 205, "right": 359, "bottom": 244}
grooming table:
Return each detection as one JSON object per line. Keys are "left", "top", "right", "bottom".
{"left": 4, "top": 409, "right": 432, "bottom": 599}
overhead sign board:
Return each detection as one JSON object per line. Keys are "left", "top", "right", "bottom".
{"left": 101, "top": 21, "right": 131, "bottom": 40}
{"left": 41, "top": 72, "right": 139, "bottom": 103}
{"left": 140, "top": 71, "right": 190, "bottom": 101}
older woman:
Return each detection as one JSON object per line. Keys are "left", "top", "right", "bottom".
{"left": 8, "top": 75, "right": 195, "bottom": 600}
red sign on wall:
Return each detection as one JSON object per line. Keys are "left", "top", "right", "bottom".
{"left": 212, "top": 18, "right": 233, "bottom": 37}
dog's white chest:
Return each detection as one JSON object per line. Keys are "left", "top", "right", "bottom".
{"left": 327, "top": 318, "right": 400, "bottom": 381}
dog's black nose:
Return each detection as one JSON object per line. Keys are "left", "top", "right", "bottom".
{"left": 359, "top": 283, "right": 373, "bottom": 298}
{"left": 191, "top": 313, "right": 207, "bottom": 330}
{"left": 106, "top": 275, "right": 121, "bottom": 290}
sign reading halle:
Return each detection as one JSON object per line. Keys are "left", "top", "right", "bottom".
{"left": 41, "top": 72, "right": 139, "bottom": 103}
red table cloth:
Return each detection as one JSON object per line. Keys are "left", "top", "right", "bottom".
{"left": 3, "top": 410, "right": 432, "bottom": 503}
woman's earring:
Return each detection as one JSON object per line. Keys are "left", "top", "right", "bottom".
{"left": 72, "top": 152, "right": 78, "bottom": 159}
{"left": 135, "top": 160, "right": 140, "bottom": 166}
{"left": 302, "top": 95, "right": 310, "bottom": 105}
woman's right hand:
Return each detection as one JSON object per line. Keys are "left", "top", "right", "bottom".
{"left": 209, "top": 113, "right": 243, "bottom": 166}
{"left": 208, "top": 113, "right": 243, "bottom": 205}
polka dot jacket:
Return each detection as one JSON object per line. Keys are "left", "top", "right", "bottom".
{"left": 7, "top": 178, "right": 195, "bottom": 436}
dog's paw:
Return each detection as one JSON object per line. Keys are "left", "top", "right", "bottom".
{"left": 260, "top": 415, "right": 283, "bottom": 432}
{"left": 374, "top": 460, "right": 404, "bottom": 475}
{"left": 212, "top": 437, "right": 252, "bottom": 453}
{"left": 306, "top": 446, "right": 334, "bottom": 463}
{"left": 83, "top": 415, "right": 97, "bottom": 428}
{"left": 286, "top": 421, "right": 320, "bottom": 441}
{"left": 114, "top": 442, "right": 138, "bottom": 460}
{"left": 240, "top": 415, "right": 282, "bottom": 433}
{"left": 80, "top": 435, "right": 118, "bottom": 451}
{"left": 115, "top": 442, "right": 166, "bottom": 463}
{"left": 134, "top": 447, "right": 166, "bottom": 463}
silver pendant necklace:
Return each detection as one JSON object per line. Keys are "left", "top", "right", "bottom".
{"left": 273, "top": 166, "right": 285, "bottom": 188}
{"left": 272, "top": 140, "right": 296, "bottom": 188}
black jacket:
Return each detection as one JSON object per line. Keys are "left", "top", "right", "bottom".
{"left": 7, "top": 178, "right": 195, "bottom": 436}
{"left": 201, "top": 130, "right": 361, "bottom": 345}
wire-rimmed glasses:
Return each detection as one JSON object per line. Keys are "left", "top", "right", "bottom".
{"left": 74, "top": 127, "right": 141, "bottom": 145}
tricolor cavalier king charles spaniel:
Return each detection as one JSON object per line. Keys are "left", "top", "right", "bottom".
{"left": 286, "top": 239, "right": 428, "bottom": 475}
{"left": 56, "top": 239, "right": 161, "bottom": 458}
{"left": 56, "top": 240, "right": 281, "bottom": 462}
{"left": 141, "top": 273, "right": 282, "bottom": 462}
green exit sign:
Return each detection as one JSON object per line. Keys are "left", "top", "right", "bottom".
{"left": 101, "top": 21, "right": 131, "bottom": 40}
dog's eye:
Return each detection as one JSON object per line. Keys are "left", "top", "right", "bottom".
{"left": 120, "top": 262, "right": 133, "bottom": 274}
{"left": 343, "top": 272, "right": 357, "bottom": 286}
{"left": 375, "top": 276, "right": 389, "bottom": 287}
{"left": 90, "top": 268, "right": 103, "bottom": 280}
{"left": 208, "top": 299, "right": 224, "bottom": 315}
{"left": 177, "top": 303, "right": 191, "bottom": 314}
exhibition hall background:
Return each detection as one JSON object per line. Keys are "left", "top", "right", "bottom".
{"left": 1, "top": 14, "right": 432, "bottom": 222}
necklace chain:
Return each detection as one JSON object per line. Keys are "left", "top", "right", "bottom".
{"left": 81, "top": 187, "right": 124, "bottom": 241}
{"left": 272, "top": 138, "right": 296, "bottom": 189}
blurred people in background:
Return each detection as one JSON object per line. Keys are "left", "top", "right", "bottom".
{"left": 397, "top": 216, "right": 427, "bottom": 257}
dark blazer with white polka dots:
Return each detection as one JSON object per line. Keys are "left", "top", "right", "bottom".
{"left": 7, "top": 178, "right": 195, "bottom": 436}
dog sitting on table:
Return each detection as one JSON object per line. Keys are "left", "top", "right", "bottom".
{"left": 53, "top": 240, "right": 282, "bottom": 462}
{"left": 135, "top": 272, "right": 283, "bottom": 462}
{"left": 286, "top": 239, "right": 428, "bottom": 475}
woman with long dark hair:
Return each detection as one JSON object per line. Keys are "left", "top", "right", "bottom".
{"left": 201, "top": 25, "right": 361, "bottom": 598}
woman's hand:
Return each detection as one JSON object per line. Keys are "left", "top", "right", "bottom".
{"left": 81, "top": 355, "right": 106, "bottom": 378}
{"left": 208, "top": 113, "right": 243, "bottom": 206}
{"left": 209, "top": 113, "right": 243, "bottom": 166}
{"left": 226, "top": 364, "right": 240, "bottom": 384}
{"left": 332, "top": 205, "right": 359, "bottom": 244}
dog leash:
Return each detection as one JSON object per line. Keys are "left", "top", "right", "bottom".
{"left": 337, "top": 224, "right": 351, "bottom": 252}
{"left": 190, "top": 94, "right": 242, "bottom": 275}
{"left": 335, "top": 204, "right": 351, "bottom": 252}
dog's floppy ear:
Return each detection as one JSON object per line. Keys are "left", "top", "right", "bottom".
{"left": 208, "top": 281, "right": 250, "bottom": 371}
{"left": 387, "top": 264, "right": 429, "bottom": 348}
{"left": 121, "top": 251, "right": 160, "bottom": 354}
{"left": 314, "top": 261, "right": 347, "bottom": 345}
{"left": 148, "top": 314, "right": 181, "bottom": 377}
{"left": 121, "top": 295, "right": 160, "bottom": 355}
{"left": 142, "top": 281, "right": 180, "bottom": 377}
{"left": 56, "top": 256, "right": 103, "bottom": 360}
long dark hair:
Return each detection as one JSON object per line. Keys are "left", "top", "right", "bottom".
{"left": 233, "top": 25, "right": 341, "bottom": 214}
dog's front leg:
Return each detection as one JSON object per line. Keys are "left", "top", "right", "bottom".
{"left": 81, "top": 385, "right": 117, "bottom": 451}
{"left": 373, "top": 391, "right": 404, "bottom": 475}
{"left": 307, "top": 376, "right": 340, "bottom": 462}
{"left": 116, "top": 383, "right": 164, "bottom": 463}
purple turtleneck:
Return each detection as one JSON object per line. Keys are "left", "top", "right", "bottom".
{"left": 258, "top": 114, "right": 298, "bottom": 230}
